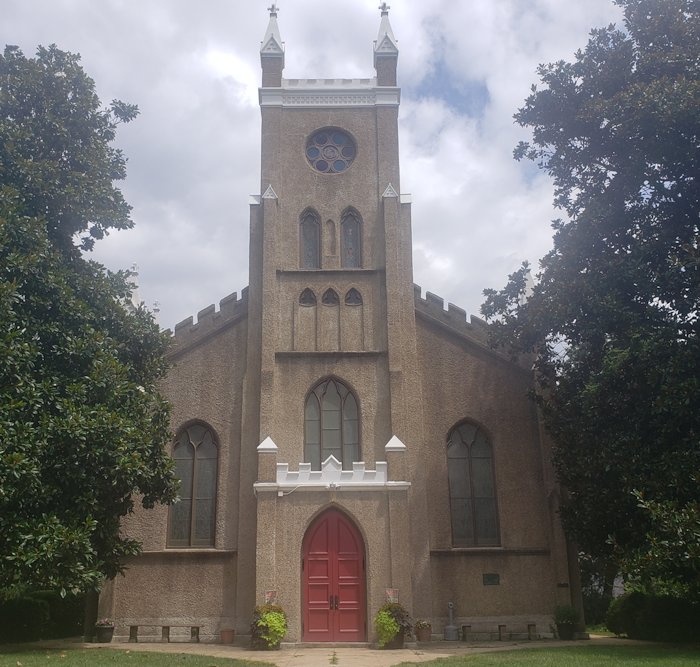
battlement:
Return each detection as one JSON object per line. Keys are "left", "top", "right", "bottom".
{"left": 170, "top": 287, "right": 249, "bottom": 348}
{"left": 413, "top": 284, "right": 489, "bottom": 346}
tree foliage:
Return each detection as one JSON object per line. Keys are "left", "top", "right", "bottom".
{"left": 0, "top": 45, "right": 177, "bottom": 596}
{"left": 0, "top": 44, "right": 137, "bottom": 254}
{"left": 482, "top": 0, "right": 700, "bottom": 595}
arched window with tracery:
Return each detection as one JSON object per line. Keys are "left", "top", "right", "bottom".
{"left": 300, "top": 209, "right": 321, "bottom": 269}
{"left": 168, "top": 422, "right": 218, "bottom": 547}
{"left": 322, "top": 288, "right": 339, "bottom": 306}
{"left": 447, "top": 421, "right": 499, "bottom": 547}
{"left": 299, "top": 288, "right": 317, "bottom": 306}
{"left": 304, "top": 378, "right": 359, "bottom": 470}
{"left": 341, "top": 208, "right": 362, "bottom": 268}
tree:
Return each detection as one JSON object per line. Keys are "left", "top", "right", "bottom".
{"left": 482, "top": 0, "right": 700, "bottom": 596}
{"left": 0, "top": 45, "right": 177, "bottom": 597}
{"left": 0, "top": 44, "right": 137, "bottom": 254}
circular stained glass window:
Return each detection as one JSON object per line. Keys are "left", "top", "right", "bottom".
{"left": 306, "top": 128, "right": 356, "bottom": 174}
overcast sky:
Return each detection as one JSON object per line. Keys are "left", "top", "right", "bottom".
{"left": 3, "top": 0, "right": 624, "bottom": 329}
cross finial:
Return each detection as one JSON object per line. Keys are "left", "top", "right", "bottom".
{"left": 268, "top": 3, "right": 279, "bottom": 17}
{"left": 379, "top": 2, "right": 390, "bottom": 16}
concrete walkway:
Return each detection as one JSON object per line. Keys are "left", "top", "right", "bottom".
{"left": 70, "top": 635, "right": 637, "bottom": 667}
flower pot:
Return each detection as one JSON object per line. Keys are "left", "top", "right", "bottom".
{"left": 415, "top": 625, "right": 431, "bottom": 642}
{"left": 556, "top": 622, "right": 575, "bottom": 640}
{"left": 94, "top": 625, "right": 114, "bottom": 643}
{"left": 220, "top": 628, "right": 235, "bottom": 643}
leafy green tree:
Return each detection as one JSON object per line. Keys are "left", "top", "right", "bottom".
{"left": 1, "top": 44, "right": 137, "bottom": 254}
{"left": 482, "top": 0, "right": 700, "bottom": 595}
{"left": 0, "top": 44, "right": 177, "bottom": 597}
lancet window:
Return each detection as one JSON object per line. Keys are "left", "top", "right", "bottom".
{"left": 300, "top": 209, "right": 321, "bottom": 269}
{"left": 447, "top": 421, "right": 499, "bottom": 547}
{"left": 168, "top": 422, "right": 218, "bottom": 547}
{"left": 340, "top": 208, "right": 362, "bottom": 268}
{"left": 304, "top": 378, "right": 360, "bottom": 470}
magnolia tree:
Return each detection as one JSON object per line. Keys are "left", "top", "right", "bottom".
{"left": 0, "top": 45, "right": 178, "bottom": 598}
{"left": 482, "top": 0, "right": 700, "bottom": 599}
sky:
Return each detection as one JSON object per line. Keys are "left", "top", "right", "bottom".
{"left": 2, "top": 0, "right": 624, "bottom": 330}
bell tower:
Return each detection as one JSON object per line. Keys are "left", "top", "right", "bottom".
{"left": 243, "top": 4, "right": 431, "bottom": 636}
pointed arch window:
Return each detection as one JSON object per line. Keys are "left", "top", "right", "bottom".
{"left": 341, "top": 209, "right": 362, "bottom": 268}
{"left": 305, "top": 378, "right": 359, "bottom": 470}
{"left": 299, "top": 288, "right": 317, "bottom": 306}
{"left": 447, "top": 422, "right": 499, "bottom": 547}
{"left": 345, "top": 288, "right": 362, "bottom": 305}
{"left": 168, "top": 423, "right": 218, "bottom": 547}
{"left": 322, "top": 288, "right": 339, "bottom": 306}
{"left": 300, "top": 210, "right": 321, "bottom": 269}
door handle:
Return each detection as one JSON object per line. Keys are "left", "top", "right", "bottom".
{"left": 334, "top": 595, "right": 339, "bottom": 610}
{"left": 329, "top": 595, "right": 334, "bottom": 609}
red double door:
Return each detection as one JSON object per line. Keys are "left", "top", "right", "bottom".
{"left": 302, "top": 509, "right": 366, "bottom": 642}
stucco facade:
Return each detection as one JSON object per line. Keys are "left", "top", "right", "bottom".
{"left": 101, "top": 6, "right": 580, "bottom": 644}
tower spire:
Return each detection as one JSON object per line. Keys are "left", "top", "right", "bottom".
{"left": 260, "top": 3, "right": 285, "bottom": 86}
{"left": 374, "top": 3, "right": 399, "bottom": 86}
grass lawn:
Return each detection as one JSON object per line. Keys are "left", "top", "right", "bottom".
{"left": 393, "top": 644, "right": 700, "bottom": 666}
{"left": 0, "top": 648, "right": 275, "bottom": 667}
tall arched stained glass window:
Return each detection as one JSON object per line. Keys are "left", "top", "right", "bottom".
{"left": 168, "top": 423, "right": 218, "bottom": 547}
{"left": 300, "top": 209, "right": 321, "bottom": 269}
{"left": 447, "top": 422, "right": 499, "bottom": 547}
{"left": 305, "top": 378, "right": 359, "bottom": 470}
{"left": 341, "top": 209, "right": 362, "bottom": 268}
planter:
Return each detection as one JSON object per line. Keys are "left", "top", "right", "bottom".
{"left": 94, "top": 625, "right": 114, "bottom": 643}
{"left": 415, "top": 625, "right": 431, "bottom": 642}
{"left": 220, "top": 628, "right": 235, "bottom": 643}
{"left": 383, "top": 634, "right": 404, "bottom": 649}
{"left": 556, "top": 623, "right": 575, "bottom": 640}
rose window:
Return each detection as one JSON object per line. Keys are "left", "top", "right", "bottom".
{"left": 306, "top": 129, "right": 356, "bottom": 173}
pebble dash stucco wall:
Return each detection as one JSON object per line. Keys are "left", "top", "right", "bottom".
{"left": 100, "top": 9, "right": 580, "bottom": 645}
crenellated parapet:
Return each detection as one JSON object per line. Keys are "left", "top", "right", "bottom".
{"left": 413, "top": 284, "right": 490, "bottom": 347}
{"left": 169, "top": 287, "right": 249, "bottom": 349}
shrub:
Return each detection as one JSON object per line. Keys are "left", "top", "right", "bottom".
{"left": 373, "top": 601, "right": 412, "bottom": 647}
{"left": 554, "top": 604, "right": 580, "bottom": 625}
{"left": 375, "top": 610, "right": 399, "bottom": 648}
{"left": 606, "top": 591, "right": 700, "bottom": 642}
{"left": 0, "top": 596, "right": 50, "bottom": 642}
{"left": 250, "top": 604, "right": 287, "bottom": 649}
{"left": 28, "top": 591, "right": 85, "bottom": 638}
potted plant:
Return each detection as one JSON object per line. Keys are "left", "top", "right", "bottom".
{"left": 374, "top": 602, "right": 412, "bottom": 649}
{"left": 251, "top": 604, "right": 287, "bottom": 650}
{"left": 554, "top": 605, "right": 580, "bottom": 640}
{"left": 414, "top": 619, "right": 432, "bottom": 642}
{"left": 94, "top": 618, "right": 114, "bottom": 643}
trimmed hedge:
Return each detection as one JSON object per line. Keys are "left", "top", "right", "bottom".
{"left": 29, "top": 591, "right": 85, "bottom": 638}
{"left": 606, "top": 591, "right": 700, "bottom": 642}
{"left": 0, "top": 591, "right": 84, "bottom": 643}
{"left": 0, "top": 596, "right": 50, "bottom": 642}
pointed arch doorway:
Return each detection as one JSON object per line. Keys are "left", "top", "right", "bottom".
{"left": 302, "top": 508, "right": 366, "bottom": 642}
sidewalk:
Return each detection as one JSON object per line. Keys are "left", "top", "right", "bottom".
{"left": 77, "top": 635, "right": 635, "bottom": 667}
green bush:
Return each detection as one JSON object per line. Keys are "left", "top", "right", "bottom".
{"left": 606, "top": 591, "right": 700, "bottom": 642}
{"left": 554, "top": 604, "right": 580, "bottom": 625}
{"left": 250, "top": 604, "right": 287, "bottom": 649}
{"left": 29, "top": 591, "right": 85, "bottom": 638}
{"left": 373, "top": 601, "right": 412, "bottom": 647}
{"left": 374, "top": 610, "right": 399, "bottom": 648}
{"left": 0, "top": 596, "right": 50, "bottom": 642}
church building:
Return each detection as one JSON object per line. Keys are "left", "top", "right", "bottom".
{"left": 100, "top": 5, "right": 581, "bottom": 644}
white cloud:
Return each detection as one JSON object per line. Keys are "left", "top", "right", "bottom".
{"left": 1, "top": 0, "right": 623, "bottom": 327}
